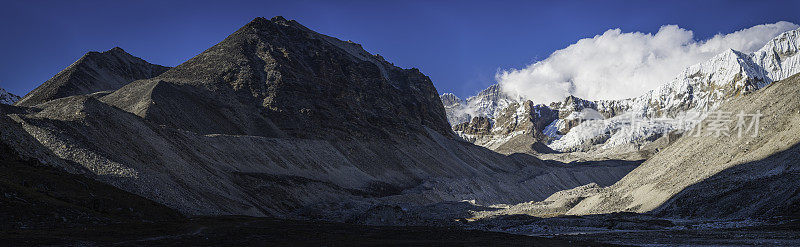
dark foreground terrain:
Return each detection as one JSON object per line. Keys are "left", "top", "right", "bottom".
{"left": 468, "top": 213, "right": 800, "bottom": 246}
{"left": 2, "top": 216, "right": 614, "bottom": 246}
{"left": 557, "top": 221, "right": 800, "bottom": 246}
{"left": 0, "top": 134, "right": 607, "bottom": 246}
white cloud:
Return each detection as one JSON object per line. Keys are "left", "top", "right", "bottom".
{"left": 497, "top": 21, "right": 799, "bottom": 104}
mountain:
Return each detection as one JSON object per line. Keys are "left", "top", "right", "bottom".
{"left": 465, "top": 84, "right": 523, "bottom": 119}
{"left": 1, "top": 17, "right": 636, "bottom": 220}
{"left": 569, "top": 74, "right": 800, "bottom": 219}
{"left": 440, "top": 93, "right": 463, "bottom": 107}
{"left": 448, "top": 92, "right": 611, "bottom": 155}
{"left": 106, "top": 16, "right": 451, "bottom": 139}
{"left": 0, "top": 111, "right": 594, "bottom": 245}
{"left": 446, "top": 27, "right": 800, "bottom": 155}
{"left": 15, "top": 47, "right": 170, "bottom": 107}
{"left": 490, "top": 72, "right": 800, "bottom": 220}
{"left": 0, "top": 87, "right": 19, "bottom": 105}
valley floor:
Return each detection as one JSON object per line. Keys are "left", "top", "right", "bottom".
{"left": 543, "top": 220, "right": 800, "bottom": 246}
{"left": 2, "top": 216, "right": 611, "bottom": 246}
{"left": 464, "top": 213, "right": 800, "bottom": 246}
{"left": 5, "top": 215, "right": 799, "bottom": 246}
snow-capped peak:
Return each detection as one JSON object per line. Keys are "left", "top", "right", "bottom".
{"left": 440, "top": 84, "right": 524, "bottom": 126}
{"left": 440, "top": 93, "right": 464, "bottom": 107}
{"left": 465, "top": 84, "right": 524, "bottom": 119}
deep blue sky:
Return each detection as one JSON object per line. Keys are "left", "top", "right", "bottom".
{"left": 2, "top": 0, "right": 799, "bottom": 98}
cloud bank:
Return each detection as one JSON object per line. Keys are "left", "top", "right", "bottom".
{"left": 497, "top": 21, "right": 799, "bottom": 104}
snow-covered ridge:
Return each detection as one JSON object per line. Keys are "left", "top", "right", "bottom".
{"left": 0, "top": 87, "right": 20, "bottom": 105}
{"left": 466, "top": 84, "right": 523, "bottom": 119}
{"left": 440, "top": 84, "right": 523, "bottom": 126}
{"left": 614, "top": 48, "right": 770, "bottom": 119}
{"left": 752, "top": 28, "right": 800, "bottom": 80}
{"left": 614, "top": 27, "right": 800, "bottom": 119}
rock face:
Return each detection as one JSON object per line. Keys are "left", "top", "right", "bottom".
{"left": 0, "top": 87, "right": 20, "bottom": 105}
{"left": 546, "top": 95, "right": 605, "bottom": 135}
{"left": 752, "top": 28, "right": 800, "bottom": 82}
{"left": 453, "top": 116, "right": 492, "bottom": 135}
{"left": 2, "top": 17, "right": 637, "bottom": 219}
{"left": 550, "top": 95, "right": 598, "bottom": 119}
{"left": 453, "top": 100, "right": 558, "bottom": 154}
{"left": 490, "top": 72, "right": 800, "bottom": 219}
{"left": 15, "top": 47, "right": 170, "bottom": 107}
{"left": 495, "top": 101, "right": 559, "bottom": 136}
{"left": 442, "top": 84, "right": 565, "bottom": 154}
